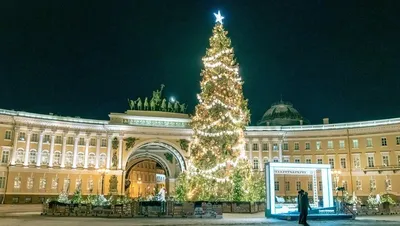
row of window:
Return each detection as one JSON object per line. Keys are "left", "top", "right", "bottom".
{"left": 250, "top": 154, "right": 400, "bottom": 169}
{"left": 272, "top": 178, "right": 391, "bottom": 192}
{"left": 11, "top": 149, "right": 107, "bottom": 167}
{"left": 248, "top": 137, "right": 399, "bottom": 152}
{"left": 6, "top": 131, "right": 108, "bottom": 147}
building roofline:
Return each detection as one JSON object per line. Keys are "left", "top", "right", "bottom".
{"left": 1, "top": 108, "right": 400, "bottom": 131}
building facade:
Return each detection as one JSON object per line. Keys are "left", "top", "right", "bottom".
{"left": 0, "top": 102, "right": 399, "bottom": 204}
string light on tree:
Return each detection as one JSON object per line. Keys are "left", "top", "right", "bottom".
{"left": 175, "top": 11, "right": 255, "bottom": 202}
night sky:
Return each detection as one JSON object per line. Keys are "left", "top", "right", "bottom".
{"left": 1, "top": 1, "right": 400, "bottom": 125}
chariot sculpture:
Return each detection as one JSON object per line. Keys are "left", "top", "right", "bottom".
{"left": 127, "top": 84, "right": 188, "bottom": 113}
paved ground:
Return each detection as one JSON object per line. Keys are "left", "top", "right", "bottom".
{"left": 0, "top": 204, "right": 399, "bottom": 226}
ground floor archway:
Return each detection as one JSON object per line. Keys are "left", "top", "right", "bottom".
{"left": 124, "top": 141, "right": 186, "bottom": 199}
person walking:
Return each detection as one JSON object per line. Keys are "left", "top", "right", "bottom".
{"left": 297, "top": 189, "right": 304, "bottom": 224}
{"left": 300, "top": 191, "right": 312, "bottom": 225}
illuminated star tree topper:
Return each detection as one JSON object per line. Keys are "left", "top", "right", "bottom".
{"left": 214, "top": 10, "right": 224, "bottom": 24}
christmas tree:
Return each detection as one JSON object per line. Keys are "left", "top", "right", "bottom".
{"left": 181, "top": 11, "right": 252, "bottom": 201}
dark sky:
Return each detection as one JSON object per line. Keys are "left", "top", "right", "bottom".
{"left": 1, "top": 1, "right": 400, "bottom": 125}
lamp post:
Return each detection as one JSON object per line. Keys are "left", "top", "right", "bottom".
{"left": 98, "top": 168, "right": 109, "bottom": 195}
{"left": 331, "top": 170, "right": 341, "bottom": 211}
{"left": 137, "top": 177, "right": 142, "bottom": 197}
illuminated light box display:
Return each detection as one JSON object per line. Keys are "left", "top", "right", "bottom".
{"left": 265, "top": 162, "right": 334, "bottom": 217}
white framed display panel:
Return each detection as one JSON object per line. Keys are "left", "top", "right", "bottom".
{"left": 265, "top": 162, "right": 334, "bottom": 217}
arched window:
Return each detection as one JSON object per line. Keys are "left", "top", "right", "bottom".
{"left": 29, "top": 150, "right": 37, "bottom": 164}
{"left": 273, "top": 157, "right": 279, "bottom": 162}
{"left": 77, "top": 152, "right": 85, "bottom": 167}
{"left": 88, "top": 153, "right": 95, "bottom": 167}
{"left": 264, "top": 157, "right": 269, "bottom": 164}
{"left": 253, "top": 158, "right": 259, "bottom": 170}
{"left": 16, "top": 149, "right": 25, "bottom": 164}
{"left": 65, "top": 151, "right": 73, "bottom": 167}
{"left": 53, "top": 151, "right": 61, "bottom": 166}
{"left": 99, "top": 153, "right": 106, "bottom": 168}
{"left": 41, "top": 150, "right": 49, "bottom": 165}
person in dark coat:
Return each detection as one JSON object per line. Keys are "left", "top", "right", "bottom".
{"left": 300, "top": 192, "right": 312, "bottom": 225}
{"left": 297, "top": 190, "right": 304, "bottom": 224}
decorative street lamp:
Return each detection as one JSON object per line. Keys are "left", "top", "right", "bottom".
{"left": 98, "top": 168, "right": 109, "bottom": 195}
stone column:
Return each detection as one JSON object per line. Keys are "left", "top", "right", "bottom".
{"left": 23, "top": 131, "right": 32, "bottom": 166}
{"left": 61, "top": 135, "right": 67, "bottom": 168}
{"left": 106, "top": 135, "right": 112, "bottom": 169}
{"left": 11, "top": 128, "right": 20, "bottom": 165}
{"left": 279, "top": 141, "right": 283, "bottom": 162}
{"left": 258, "top": 140, "right": 262, "bottom": 171}
{"left": 248, "top": 139, "right": 253, "bottom": 164}
{"left": 118, "top": 136, "right": 123, "bottom": 170}
{"left": 49, "top": 134, "right": 55, "bottom": 167}
{"left": 36, "top": 132, "right": 44, "bottom": 167}
{"left": 268, "top": 141, "right": 272, "bottom": 162}
{"left": 84, "top": 136, "right": 90, "bottom": 168}
{"left": 95, "top": 135, "right": 101, "bottom": 169}
{"left": 72, "top": 136, "right": 79, "bottom": 168}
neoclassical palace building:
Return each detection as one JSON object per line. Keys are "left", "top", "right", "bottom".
{"left": 0, "top": 100, "right": 399, "bottom": 203}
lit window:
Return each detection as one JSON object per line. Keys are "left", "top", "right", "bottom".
{"left": 29, "top": 150, "right": 37, "bottom": 164}
{"left": 78, "top": 138, "right": 85, "bottom": 146}
{"left": 274, "top": 181, "right": 279, "bottom": 191}
{"left": 273, "top": 157, "right": 279, "bottom": 162}
{"left": 31, "top": 133, "right": 38, "bottom": 142}
{"left": 4, "top": 131, "right": 12, "bottom": 140}
{"left": 283, "top": 142, "right": 288, "bottom": 150}
{"left": 356, "top": 179, "right": 362, "bottom": 191}
{"left": 285, "top": 181, "right": 290, "bottom": 191}
{"left": 252, "top": 143, "right": 258, "bottom": 151}
{"left": 283, "top": 157, "right": 289, "bottom": 163}
{"left": 339, "top": 140, "right": 345, "bottom": 149}
{"left": 352, "top": 139, "right": 359, "bottom": 149}
{"left": 294, "top": 142, "right": 299, "bottom": 151}
{"left": 316, "top": 141, "right": 321, "bottom": 150}
{"left": 101, "top": 139, "right": 107, "bottom": 147}
{"left": 305, "top": 142, "right": 310, "bottom": 150}
{"left": 366, "top": 138, "right": 373, "bottom": 147}
{"left": 263, "top": 157, "right": 269, "bottom": 164}
{"left": 273, "top": 143, "right": 278, "bottom": 151}
{"left": 382, "top": 155, "right": 389, "bottom": 167}
{"left": 328, "top": 158, "right": 335, "bottom": 169}
{"left": 294, "top": 158, "right": 300, "bottom": 163}
{"left": 367, "top": 156, "right": 375, "bottom": 168}
{"left": 308, "top": 181, "right": 313, "bottom": 191}
{"left": 19, "top": 132, "right": 26, "bottom": 141}
{"left": 305, "top": 158, "right": 311, "bottom": 164}
{"left": 317, "top": 158, "right": 323, "bottom": 164}
{"left": 67, "top": 137, "right": 73, "bottom": 145}
{"left": 340, "top": 158, "right": 346, "bottom": 169}
{"left": 296, "top": 181, "right": 301, "bottom": 191}
{"left": 0, "top": 176, "right": 5, "bottom": 189}
{"left": 1, "top": 150, "right": 10, "bottom": 163}
{"left": 253, "top": 158, "right": 259, "bottom": 169}
{"left": 327, "top": 141, "right": 333, "bottom": 149}
{"left": 43, "top": 135, "right": 50, "bottom": 143}
{"left": 90, "top": 138, "right": 96, "bottom": 146}
{"left": 55, "top": 136, "right": 62, "bottom": 144}
{"left": 381, "top": 137, "right": 387, "bottom": 146}
{"left": 262, "top": 143, "right": 268, "bottom": 151}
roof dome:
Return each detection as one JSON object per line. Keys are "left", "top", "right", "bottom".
{"left": 257, "top": 100, "right": 308, "bottom": 126}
